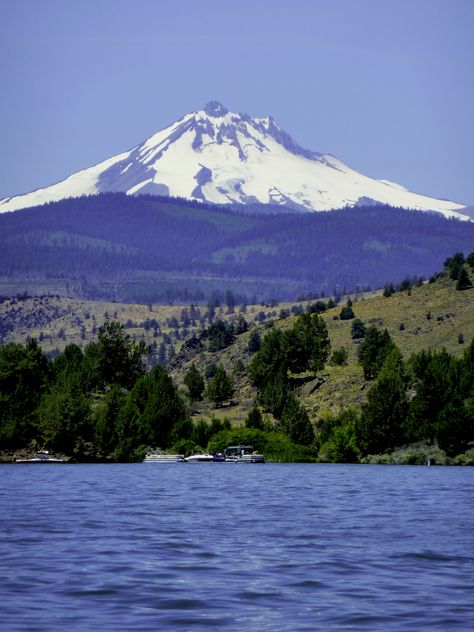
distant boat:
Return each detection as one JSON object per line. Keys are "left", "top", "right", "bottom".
{"left": 15, "top": 451, "right": 64, "bottom": 464}
{"left": 223, "top": 445, "right": 265, "bottom": 463}
{"left": 143, "top": 452, "right": 184, "bottom": 462}
{"left": 184, "top": 453, "right": 214, "bottom": 462}
{"left": 184, "top": 453, "right": 226, "bottom": 462}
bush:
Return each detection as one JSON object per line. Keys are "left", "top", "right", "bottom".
{"left": 339, "top": 300, "right": 355, "bottom": 320}
{"left": 351, "top": 319, "right": 366, "bottom": 339}
{"left": 331, "top": 347, "right": 348, "bottom": 365}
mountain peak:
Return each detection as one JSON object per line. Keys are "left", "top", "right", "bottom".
{"left": 0, "top": 103, "right": 469, "bottom": 219}
{"left": 203, "top": 101, "right": 228, "bottom": 117}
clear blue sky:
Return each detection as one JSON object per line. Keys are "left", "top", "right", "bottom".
{"left": 1, "top": 0, "right": 473, "bottom": 204}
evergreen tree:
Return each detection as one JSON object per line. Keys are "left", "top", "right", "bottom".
{"left": 183, "top": 364, "right": 204, "bottom": 401}
{"left": 284, "top": 312, "right": 330, "bottom": 373}
{"left": 456, "top": 266, "right": 472, "bottom": 290}
{"left": 351, "top": 318, "right": 366, "bottom": 339}
{"left": 116, "top": 366, "right": 187, "bottom": 454}
{"left": 339, "top": 300, "right": 355, "bottom": 320}
{"left": 207, "top": 320, "right": 235, "bottom": 351}
{"left": 93, "top": 385, "right": 127, "bottom": 455}
{"left": 39, "top": 376, "right": 92, "bottom": 455}
{"left": 436, "top": 400, "right": 473, "bottom": 457}
{"left": 358, "top": 327, "right": 395, "bottom": 379}
{"left": 258, "top": 369, "right": 289, "bottom": 418}
{"left": 445, "top": 252, "right": 465, "bottom": 280}
{"left": 248, "top": 329, "right": 261, "bottom": 353}
{"left": 356, "top": 348, "right": 407, "bottom": 454}
{"left": 245, "top": 406, "right": 264, "bottom": 430}
{"left": 249, "top": 328, "right": 286, "bottom": 387}
{"left": 84, "top": 321, "right": 147, "bottom": 390}
{"left": 405, "top": 349, "right": 457, "bottom": 443}
{"left": 206, "top": 366, "right": 234, "bottom": 408}
{"left": 319, "top": 409, "right": 360, "bottom": 463}
{"left": 279, "top": 393, "right": 314, "bottom": 445}
{"left": 0, "top": 340, "right": 50, "bottom": 448}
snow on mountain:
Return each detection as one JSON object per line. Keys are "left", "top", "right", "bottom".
{"left": 0, "top": 101, "right": 469, "bottom": 220}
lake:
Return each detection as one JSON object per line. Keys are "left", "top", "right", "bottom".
{"left": 1, "top": 463, "right": 473, "bottom": 630}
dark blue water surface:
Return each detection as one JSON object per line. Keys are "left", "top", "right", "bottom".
{"left": 1, "top": 463, "right": 473, "bottom": 631}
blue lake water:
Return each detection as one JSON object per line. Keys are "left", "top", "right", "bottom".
{"left": 1, "top": 463, "right": 473, "bottom": 631}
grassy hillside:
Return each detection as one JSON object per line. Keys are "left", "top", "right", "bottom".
{"left": 167, "top": 270, "right": 474, "bottom": 427}
{"left": 1, "top": 266, "right": 473, "bottom": 430}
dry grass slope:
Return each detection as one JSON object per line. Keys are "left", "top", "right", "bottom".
{"left": 1, "top": 269, "right": 473, "bottom": 429}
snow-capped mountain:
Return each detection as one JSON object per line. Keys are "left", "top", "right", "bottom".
{"left": 0, "top": 101, "right": 469, "bottom": 219}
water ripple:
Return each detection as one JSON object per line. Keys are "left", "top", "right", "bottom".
{"left": 1, "top": 463, "right": 474, "bottom": 630}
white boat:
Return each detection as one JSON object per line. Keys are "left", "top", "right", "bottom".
{"left": 15, "top": 450, "right": 64, "bottom": 464}
{"left": 224, "top": 445, "right": 265, "bottom": 463}
{"left": 143, "top": 452, "right": 184, "bottom": 462}
{"left": 185, "top": 453, "right": 216, "bottom": 462}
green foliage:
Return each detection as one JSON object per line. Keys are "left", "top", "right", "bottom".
{"left": 356, "top": 348, "right": 407, "bottom": 455}
{"left": 85, "top": 321, "right": 147, "bottom": 390}
{"left": 357, "top": 326, "right": 395, "bottom": 379}
{"left": 339, "top": 301, "right": 355, "bottom": 320}
{"left": 247, "top": 329, "right": 261, "bottom": 353}
{"left": 0, "top": 340, "right": 49, "bottom": 448}
{"left": 39, "top": 377, "right": 92, "bottom": 455}
{"left": 456, "top": 266, "right": 472, "bottom": 290}
{"left": 190, "top": 416, "right": 231, "bottom": 448}
{"left": 279, "top": 393, "right": 314, "bottom": 445}
{"left": 331, "top": 347, "right": 348, "bottom": 366}
{"left": 205, "top": 365, "right": 234, "bottom": 408}
{"left": 436, "top": 400, "right": 473, "bottom": 457}
{"left": 93, "top": 385, "right": 127, "bottom": 455}
{"left": 207, "top": 320, "right": 235, "bottom": 351}
{"left": 306, "top": 301, "right": 327, "bottom": 314}
{"left": 405, "top": 344, "right": 474, "bottom": 454}
{"left": 284, "top": 313, "right": 330, "bottom": 373}
{"left": 205, "top": 362, "right": 218, "bottom": 379}
{"left": 445, "top": 252, "right": 465, "bottom": 280}
{"left": 234, "top": 316, "right": 248, "bottom": 335}
{"left": 250, "top": 313, "right": 330, "bottom": 387}
{"left": 183, "top": 364, "right": 204, "bottom": 401}
{"left": 318, "top": 409, "right": 360, "bottom": 462}
{"left": 351, "top": 318, "right": 366, "bottom": 339}
{"left": 249, "top": 328, "right": 286, "bottom": 387}
{"left": 258, "top": 369, "right": 289, "bottom": 418}
{"left": 115, "top": 365, "right": 187, "bottom": 455}
{"left": 207, "top": 427, "right": 314, "bottom": 462}
{"left": 245, "top": 406, "right": 264, "bottom": 430}
{"left": 405, "top": 349, "right": 456, "bottom": 443}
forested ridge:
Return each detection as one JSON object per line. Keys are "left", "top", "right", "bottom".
{"left": 1, "top": 193, "right": 474, "bottom": 302}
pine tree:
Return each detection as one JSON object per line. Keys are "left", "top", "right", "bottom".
{"left": 279, "top": 394, "right": 314, "bottom": 445}
{"left": 245, "top": 406, "right": 264, "bottom": 430}
{"left": 206, "top": 366, "right": 234, "bottom": 408}
{"left": 456, "top": 266, "right": 472, "bottom": 290}
{"left": 356, "top": 348, "right": 407, "bottom": 454}
{"left": 357, "top": 327, "right": 395, "bottom": 379}
{"left": 183, "top": 364, "right": 204, "bottom": 401}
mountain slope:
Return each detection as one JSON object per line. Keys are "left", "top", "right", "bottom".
{"left": 0, "top": 101, "right": 468, "bottom": 219}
